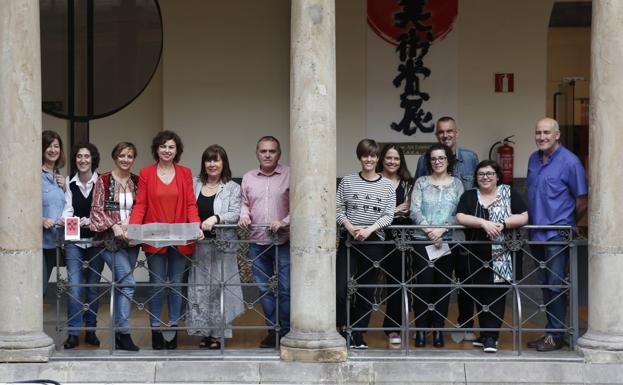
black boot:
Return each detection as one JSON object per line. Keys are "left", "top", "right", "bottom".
{"left": 84, "top": 331, "right": 100, "bottom": 346}
{"left": 152, "top": 331, "right": 165, "bottom": 350}
{"left": 414, "top": 331, "right": 426, "bottom": 347}
{"left": 433, "top": 331, "right": 445, "bottom": 347}
{"left": 116, "top": 333, "right": 139, "bottom": 351}
{"left": 63, "top": 335, "right": 79, "bottom": 349}
{"left": 165, "top": 331, "right": 178, "bottom": 350}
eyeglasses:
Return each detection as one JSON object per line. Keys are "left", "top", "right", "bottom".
{"left": 476, "top": 171, "right": 496, "bottom": 179}
{"left": 430, "top": 156, "right": 447, "bottom": 163}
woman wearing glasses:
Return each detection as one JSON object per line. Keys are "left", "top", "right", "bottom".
{"left": 410, "top": 143, "right": 464, "bottom": 348}
{"left": 455, "top": 160, "right": 527, "bottom": 353}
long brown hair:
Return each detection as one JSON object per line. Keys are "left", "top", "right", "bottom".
{"left": 199, "top": 144, "right": 232, "bottom": 184}
{"left": 42, "top": 130, "right": 65, "bottom": 169}
{"left": 376, "top": 143, "right": 413, "bottom": 186}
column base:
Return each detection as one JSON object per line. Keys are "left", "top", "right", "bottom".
{"left": 280, "top": 329, "right": 347, "bottom": 362}
{"left": 0, "top": 331, "right": 54, "bottom": 362}
{"left": 578, "top": 330, "right": 623, "bottom": 363}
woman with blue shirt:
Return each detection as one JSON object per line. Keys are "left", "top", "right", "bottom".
{"left": 410, "top": 143, "right": 464, "bottom": 348}
{"left": 42, "top": 130, "right": 67, "bottom": 296}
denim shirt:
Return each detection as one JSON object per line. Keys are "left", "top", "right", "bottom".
{"left": 410, "top": 176, "right": 464, "bottom": 240}
{"left": 42, "top": 169, "right": 65, "bottom": 249}
{"left": 416, "top": 147, "right": 479, "bottom": 190}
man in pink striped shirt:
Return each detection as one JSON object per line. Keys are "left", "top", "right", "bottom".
{"left": 238, "top": 136, "right": 290, "bottom": 348}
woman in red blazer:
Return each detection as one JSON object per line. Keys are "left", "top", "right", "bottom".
{"left": 129, "top": 130, "right": 203, "bottom": 350}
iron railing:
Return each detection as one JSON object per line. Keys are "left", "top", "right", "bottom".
{"left": 48, "top": 224, "right": 585, "bottom": 355}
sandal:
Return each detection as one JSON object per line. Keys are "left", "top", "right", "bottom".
{"left": 199, "top": 336, "right": 221, "bottom": 350}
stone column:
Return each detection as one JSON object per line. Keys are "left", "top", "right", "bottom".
{"left": 0, "top": 0, "right": 54, "bottom": 362}
{"left": 280, "top": 0, "right": 346, "bottom": 362}
{"left": 577, "top": 0, "right": 623, "bottom": 364}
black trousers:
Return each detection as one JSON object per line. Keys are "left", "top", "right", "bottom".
{"left": 412, "top": 243, "right": 453, "bottom": 328}
{"left": 454, "top": 247, "right": 475, "bottom": 328}
{"left": 472, "top": 284, "right": 507, "bottom": 339}
{"left": 336, "top": 233, "right": 385, "bottom": 331}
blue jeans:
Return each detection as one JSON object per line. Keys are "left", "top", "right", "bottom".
{"left": 147, "top": 247, "right": 189, "bottom": 327}
{"left": 65, "top": 244, "right": 105, "bottom": 335}
{"left": 249, "top": 242, "right": 290, "bottom": 334}
{"left": 98, "top": 246, "right": 139, "bottom": 334}
{"left": 532, "top": 237, "right": 569, "bottom": 338}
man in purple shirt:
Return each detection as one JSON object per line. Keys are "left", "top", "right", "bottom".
{"left": 526, "top": 118, "right": 588, "bottom": 351}
{"left": 238, "top": 136, "right": 290, "bottom": 348}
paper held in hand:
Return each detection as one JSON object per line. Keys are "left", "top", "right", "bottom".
{"left": 425, "top": 242, "right": 451, "bottom": 261}
{"left": 127, "top": 223, "right": 200, "bottom": 248}
{"left": 64, "top": 217, "right": 81, "bottom": 240}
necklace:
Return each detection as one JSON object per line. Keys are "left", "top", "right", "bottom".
{"left": 157, "top": 164, "right": 174, "bottom": 175}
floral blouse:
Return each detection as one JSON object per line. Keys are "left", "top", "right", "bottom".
{"left": 409, "top": 175, "right": 464, "bottom": 240}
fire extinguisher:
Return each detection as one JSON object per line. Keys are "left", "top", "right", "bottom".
{"left": 488, "top": 135, "right": 515, "bottom": 184}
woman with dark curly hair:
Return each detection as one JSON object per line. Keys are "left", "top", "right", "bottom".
{"left": 61, "top": 142, "right": 105, "bottom": 349}
{"left": 129, "top": 130, "right": 203, "bottom": 350}
{"left": 410, "top": 143, "right": 464, "bottom": 348}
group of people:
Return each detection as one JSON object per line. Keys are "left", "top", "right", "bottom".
{"left": 41, "top": 115, "right": 587, "bottom": 354}
{"left": 42, "top": 131, "right": 290, "bottom": 351}
{"left": 335, "top": 116, "right": 587, "bottom": 353}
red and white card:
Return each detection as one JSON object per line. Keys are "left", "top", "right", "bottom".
{"left": 64, "top": 217, "right": 80, "bottom": 240}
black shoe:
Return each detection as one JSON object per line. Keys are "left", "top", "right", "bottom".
{"left": 165, "top": 331, "right": 178, "bottom": 350}
{"left": 84, "top": 331, "right": 100, "bottom": 346}
{"left": 116, "top": 333, "right": 139, "bottom": 351}
{"left": 152, "top": 331, "right": 165, "bottom": 350}
{"left": 472, "top": 336, "right": 485, "bottom": 347}
{"left": 527, "top": 335, "right": 546, "bottom": 349}
{"left": 414, "top": 331, "right": 426, "bottom": 347}
{"left": 349, "top": 332, "right": 368, "bottom": 350}
{"left": 536, "top": 335, "right": 564, "bottom": 352}
{"left": 433, "top": 331, "right": 444, "bottom": 348}
{"left": 260, "top": 331, "right": 277, "bottom": 348}
{"left": 483, "top": 337, "right": 498, "bottom": 353}
{"left": 63, "top": 335, "right": 79, "bottom": 349}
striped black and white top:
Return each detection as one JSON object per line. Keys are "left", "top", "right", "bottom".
{"left": 336, "top": 172, "right": 396, "bottom": 240}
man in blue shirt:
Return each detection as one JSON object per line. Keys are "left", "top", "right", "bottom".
{"left": 415, "top": 116, "right": 479, "bottom": 342}
{"left": 526, "top": 117, "right": 588, "bottom": 351}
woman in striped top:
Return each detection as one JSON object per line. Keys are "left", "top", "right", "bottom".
{"left": 336, "top": 139, "right": 396, "bottom": 349}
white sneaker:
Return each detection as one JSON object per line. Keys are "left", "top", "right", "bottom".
{"left": 388, "top": 332, "right": 401, "bottom": 345}
{"left": 464, "top": 332, "right": 477, "bottom": 341}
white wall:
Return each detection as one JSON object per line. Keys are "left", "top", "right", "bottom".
{"left": 160, "top": 0, "right": 290, "bottom": 177}
{"left": 59, "top": 1, "right": 558, "bottom": 179}
{"left": 457, "top": 0, "right": 554, "bottom": 177}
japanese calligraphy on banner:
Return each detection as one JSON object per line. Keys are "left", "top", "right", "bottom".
{"left": 367, "top": 0, "right": 458, "bottom": 143}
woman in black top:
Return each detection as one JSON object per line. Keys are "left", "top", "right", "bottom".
{"left": 456, "top": 160, "right": 528, "bottom": 353}
{"left": 376, "top": 144, "right": 413, "bottom": 346}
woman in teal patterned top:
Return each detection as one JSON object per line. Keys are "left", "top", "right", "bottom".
{"left": 410, "top": 143, "right": 464, "bottom": 348}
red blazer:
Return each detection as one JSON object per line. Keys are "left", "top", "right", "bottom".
{"left": 130, "top": 163, "right": 200, "bottom": 255}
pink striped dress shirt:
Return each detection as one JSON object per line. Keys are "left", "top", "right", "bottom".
{"left": 240, "top": 163, "right": 290, "bottom": 245}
